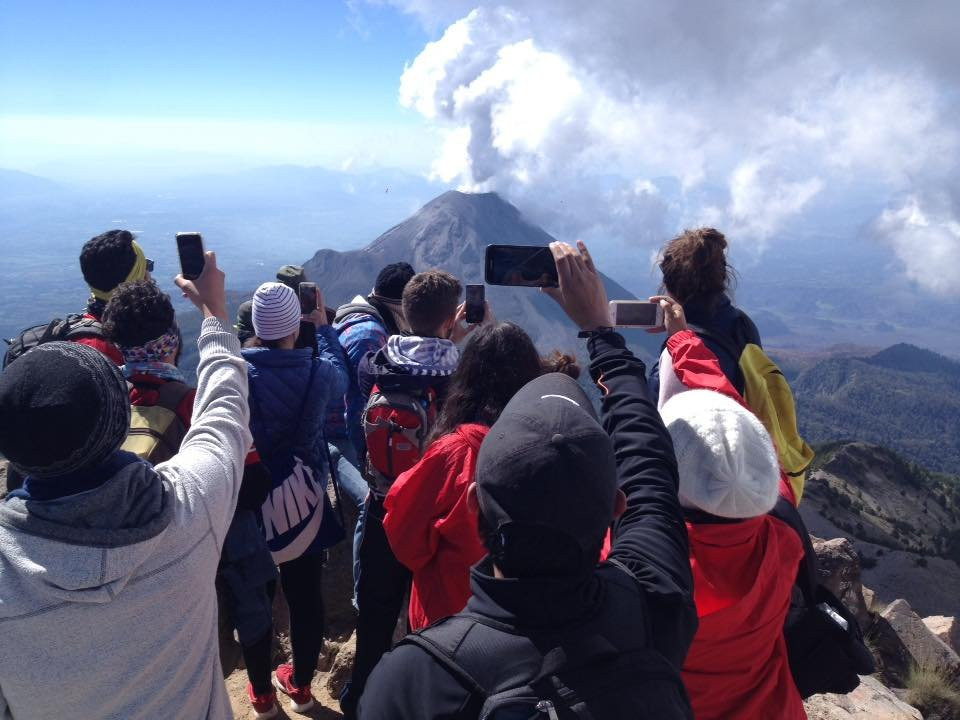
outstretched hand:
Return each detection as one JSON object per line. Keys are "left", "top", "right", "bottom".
{"left": 647, "top": 295, "right": 688, "bottom": 337}
{"left": 450, "top": 300, "right": 495, "bottom": 344}
{"left": 542, "top": 240, "right": 610, "bottom": 331}
{"left": 175, "top": 250, "right": 228, "bottom": 322}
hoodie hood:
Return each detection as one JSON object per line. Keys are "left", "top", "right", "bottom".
{"left": 0, "top": 458, "right": 174, "bottom": 611}
{"left": 335, "top": 294, "right": 405, "bottom": 336}
{"left": 383, "top": 335, "right": 460, "bottom": 377}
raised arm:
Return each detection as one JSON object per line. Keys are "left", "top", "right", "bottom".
{"left": 544, "top": 244, "right": 692, "bottom": 597}
{"left": 162, "top": 252, "right": 252, "bottom": 549}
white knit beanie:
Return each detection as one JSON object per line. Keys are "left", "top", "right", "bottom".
{"left": 660, "top": 389, "right": 780, "bottom": 519}
{"left": 252, "top": 282, "right": 302, "bottom": 341}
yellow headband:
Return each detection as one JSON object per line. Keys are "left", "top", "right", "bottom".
{"left": 89, "top": 240, "right": 149, "bottom": 302}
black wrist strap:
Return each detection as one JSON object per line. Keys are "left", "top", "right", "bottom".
{"left": 577, "top": 326, "right": 614, "bottom": 338}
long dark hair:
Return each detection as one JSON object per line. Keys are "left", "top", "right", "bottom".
{"left": 428, "top": 322, "right": 543, "bottom": 444}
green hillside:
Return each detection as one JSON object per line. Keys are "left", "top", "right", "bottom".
{"left": 793, "top": 345, "right": 960, "bottom": 473}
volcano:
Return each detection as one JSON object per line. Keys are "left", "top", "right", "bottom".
{"left": 303, "top": 191, "right": 661, "bottom": 360}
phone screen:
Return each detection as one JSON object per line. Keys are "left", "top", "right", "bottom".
{"left": 176, "top": 232, "right": 205, "bottom": 280}
{"left": 298, "top": 282, "right": 318, "bottom": 314}
{"left": 465, "top": 284, "right": 485, "bottom": 324}
{"left": 612, "top": 301, "right": 660, "bottom": 327}
{"left": 485, "top": 245, "right": 558, "bottom": 287}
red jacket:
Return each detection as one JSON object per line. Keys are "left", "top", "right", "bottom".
{"left": 128, "top": 374, "right": 196, "bottom": 428}
{"left": 384, "top": 424, "right": 488, "bottom": 631}
{"left": 667, "top": 330, "right": 806, "bottom": 720}
{"left": 75, "top": 313, "right": 124, "bottom": 366}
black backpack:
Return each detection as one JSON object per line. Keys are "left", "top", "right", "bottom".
{"left": 769, "top": 496, "right": 876, "bottom": 697}
{"left": 3, "top": 314, "right": 106, "bottom": 368}
{"left": 398, "top": 561, "right": 693, "bottom": 720}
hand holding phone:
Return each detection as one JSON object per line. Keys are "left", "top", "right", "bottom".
{"left": 174, "top": 247, "right": 227, "bottom": 322}
{"left": 648, "top": 295, "right": 688, "bottom": 336}
{"left": 609, "top": 300, "right": 664, "bottom": 329}
{"left": 299, "top": 282, "right": 327, "bottom": 327}
{"left": 176, "top": 232, "right": 205, "bottom": 280}
{"left": 465, "top": 284, "right": 485, "bottom": 324}
{"left": 485, "top": 245, "right": 558, "bottom": 287}
{"left": 298, "top": 282, "right": 319, "bottom": 314}
{"left": 541, "top": 241, "right": 611, "bottom": 331}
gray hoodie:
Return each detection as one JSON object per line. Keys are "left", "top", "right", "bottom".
{"left": 0, "top": 317, "right": 251, "bottom": 720}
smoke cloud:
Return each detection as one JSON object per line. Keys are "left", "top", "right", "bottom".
{"left": 388, "top": 1, "right": 960, "bottom": 294}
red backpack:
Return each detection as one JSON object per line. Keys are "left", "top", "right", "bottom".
{"left": 362, "top": 384, "right": 437, "bottom": 494}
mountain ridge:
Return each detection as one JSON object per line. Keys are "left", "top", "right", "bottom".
{"left": 794, "top": 343, "right": 960, "bottom": 472}
{"left": 303, "top": 190, "right": 663, "bottom": 360}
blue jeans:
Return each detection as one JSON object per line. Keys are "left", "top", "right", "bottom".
{"left": 328, "top": 437, "right": 369, "bottom": 607}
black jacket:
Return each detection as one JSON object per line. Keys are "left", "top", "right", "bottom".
{"left": 648, "top": 292, "right": 761, "bottom": 397}
{"left": 357, "top": 331, "right": 697, "bottom": 719}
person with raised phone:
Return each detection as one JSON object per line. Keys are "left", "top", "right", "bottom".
{"left": 357, "top": 241, "right": 697, "bottom": 720}
{"left": 0, "top": 249, "right": 252, "bottom": 719}
{"left": 241, "top": 279, "right": 349, "bottom": 716}
{"left": 341, "top": 269, "right": 474, "bottom": 719}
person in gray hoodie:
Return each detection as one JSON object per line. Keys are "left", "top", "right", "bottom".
{"left": 0, "top": 251, "right": 251, "bottom": 720}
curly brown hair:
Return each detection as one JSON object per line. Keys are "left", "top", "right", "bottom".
{"left": 101, "top": 279, "right": 176, "bottom": 348}
{"left": 658, "top": 227, "right": 736, "bottom": 305}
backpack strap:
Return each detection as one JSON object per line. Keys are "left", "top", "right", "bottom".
{"left": 152, "top": 380, "right": 194, "bottom": 425}
{"left": 63, "top": 314, "right": 104, "bottom": 340}
{"left": 767, "top": 495, "right": 819, "bottom": 606}
{"left": 399, "top": 618, "right": 490, "bottom": 699}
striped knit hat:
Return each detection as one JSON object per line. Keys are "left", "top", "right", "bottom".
{"left": 252, "top": 282, "right": 302, "bottom": 341}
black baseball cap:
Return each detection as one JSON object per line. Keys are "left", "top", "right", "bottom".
{"left": 475, "top": 373, "right": 618, "bottom": 565}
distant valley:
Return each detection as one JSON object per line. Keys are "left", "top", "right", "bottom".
{"left": 2, "top": 165, "right": 959, "bottom": 360}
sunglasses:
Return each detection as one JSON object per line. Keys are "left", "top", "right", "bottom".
{"left": 146, "top": 258, "right": 155, "bottom": 273}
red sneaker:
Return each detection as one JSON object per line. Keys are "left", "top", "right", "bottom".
{"left": 246, "top": 682, "right": 278, "bottom": 719}
{"left": 273, "top": 663, "right": 316, "bottom": 713}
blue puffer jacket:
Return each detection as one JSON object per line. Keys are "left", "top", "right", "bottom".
{"left": 243, "top": 326, "right": 348, "bottom": 475}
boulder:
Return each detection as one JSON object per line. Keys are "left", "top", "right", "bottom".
{"left": 924, "top": 616, "right": 960, "bottom": 655}
{"left": 804, "top": 675, "right": 922, "bottom": 719}
{"left": 812, "top": 536, "right": 871, "bottom": 628}
{"left": 867, "top": 613, "right": 918, "bottom": 688}
{"left": 881, "top": 599, "right": 960, "bottom": 681}
{"left": 326, "top": 630, "right": 356, "bottom": 699}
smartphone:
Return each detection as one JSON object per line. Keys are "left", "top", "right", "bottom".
{"left": 298, "top": 282, "right": 319, "bottom": 314}
{"left": 176, "top": 232, "right": 205, "bottom": 280}
{"left": 484, "top": 245, "right": 558, "bottom": 287}
{"left": 465, "top": 284, "right": 485, "bottom": 324}
{"left": 609, "top": 300, "right": 663, "bottom": 328}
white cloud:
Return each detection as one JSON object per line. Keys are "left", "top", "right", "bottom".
{"left": 388, "top": 0, "right": 960, "bottom": 293}
{"left": 875, "top": 196, "right": 960, "bottom": 296}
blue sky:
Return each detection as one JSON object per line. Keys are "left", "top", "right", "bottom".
{"left": 0, "top": 0, "right": 437, "bottom": 176}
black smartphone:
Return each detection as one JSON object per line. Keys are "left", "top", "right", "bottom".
{"left": 484, "top": 245, "right": 558, "bottom": 287}
{"left": 609, "top": 300, "right": 663, "bottom": 328}
{"left": 298, "top": 282, "right": 318, "bottom": 314}
{"left": 176, "top": 232, "right": 205, "bottom": 280}
{"left": 465, "top": 284, "right": 485, "bottom": 324}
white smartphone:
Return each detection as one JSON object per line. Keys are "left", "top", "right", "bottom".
{"left": 609, "top": 300, "right": 663, "bottom": 328}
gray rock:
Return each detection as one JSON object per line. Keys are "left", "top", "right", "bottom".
{"left": 804, "top": 675, "right": 922, "bottom": 719}
{"left": 923, "top": 616, "right": 960, "bottom": 655}
{"left": 812, "top": 536, "right": 871, "bottom": 629}
{"left": 326, "top": 631, "right": 356, "bottom": 700}
{"left": 867, "top": 613, "right": 918, "bottom": 688}
{"left": 882, "top": 599, "right": 960, "bottom": 680}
